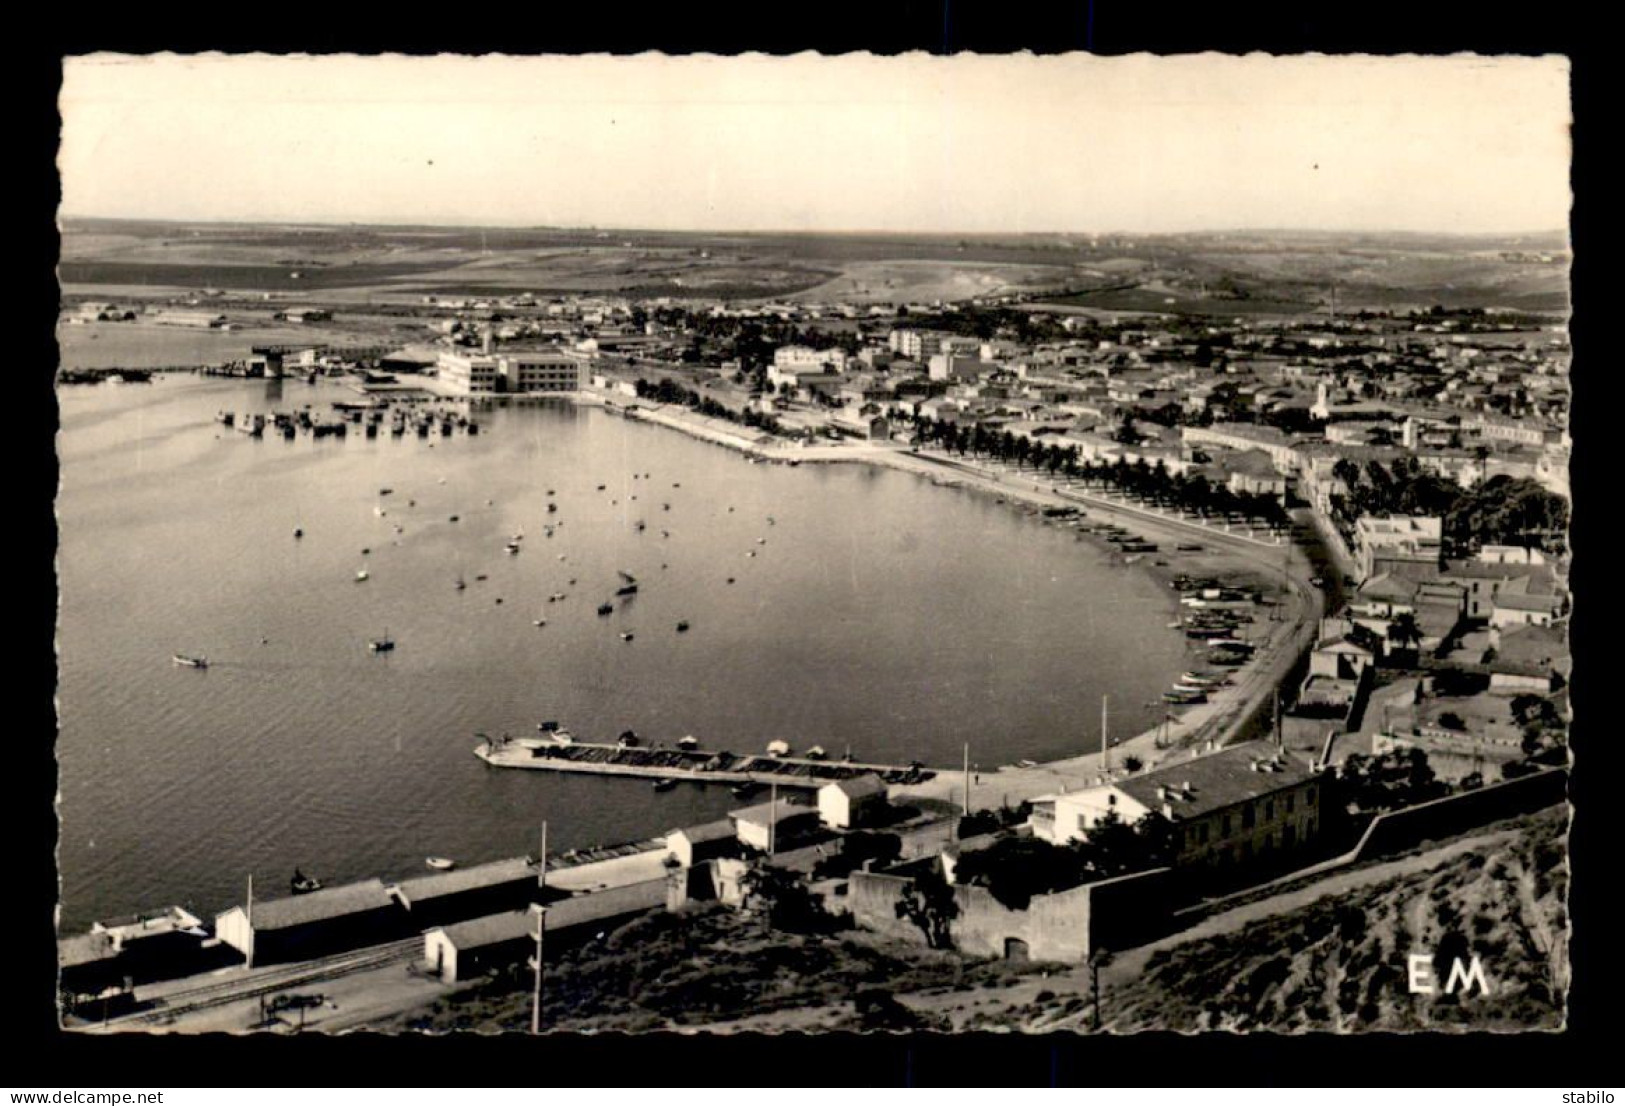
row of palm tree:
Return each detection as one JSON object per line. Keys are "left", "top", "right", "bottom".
{"left": 907, "top": 414, "right": 1287, "bottom": 524}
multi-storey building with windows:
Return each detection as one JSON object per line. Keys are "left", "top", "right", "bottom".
{"left": 1029, "top": 741, "right": 1325, "bottom": 873}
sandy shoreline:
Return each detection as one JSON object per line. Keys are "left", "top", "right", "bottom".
{"left": 605, "top": 398, "right": 1325, "bottom": 807}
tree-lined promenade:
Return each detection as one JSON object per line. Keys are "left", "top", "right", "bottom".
{"left": 907, "top": 413, "right": 1289, "bottom": 526}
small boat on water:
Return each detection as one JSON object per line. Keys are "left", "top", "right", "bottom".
{"left": 536, "top": 723, "right": 575, "bottom": 745}
{"left": 476, "top": 574, "right": 489, "bottom": 582}
{"left": 293, "top": 527, "right": 304, "bottom": 539}
{"left": 676, "top": 620, "right": 690, "bottom": 632}
{"left": 171, "top": 653, "right": 208, "bottom": 669}
{"left": 533, "top": 619, "right": 547, "bottom": 627}
{"left": 805, "top": 745, "right": 827, "bottom": 760}
{"left": 355, "top": 569, "right": 370, "bottom": 582}
{"left": 766, "top": 739, "right": 791, "bottom": 757}
{"left": 616, "top": 583, "right": 639, "bottom": 596}
{"left": 597, "top": 602, "right": 614, "bottom": 616}
{"left": 652, "top": 778, "right": 678, "bottom": 793}
{"left": 619, "top": 632, "right": 635, "bottom": 642}
{"left": 1017, "top": 759, "right": 1039, "bottom": 769}
{"left": 368, "top": 634, "right": 395, "bottom": 653}
{"left": 425, "top": 857, "right": 456, "bottom": 871}
{"left": 505, "top": 542, "right": 521, "bottom": 555}
{"left": 677, "top": 735, "right": 700, "bottom": 750}
{"left": 454, "top": 576, "right": 466, "bottom": 590}
{"left": 618, "top": 731, "right": 641, "bottom": 748}
{"left": 379, "top": 488, "right": 394, "bottom": 496}
{"left": 449, "top": 515, "right": 460, "bottom": 523}
{"left": 290, "top": 870, "right": 323, "bottom": 895}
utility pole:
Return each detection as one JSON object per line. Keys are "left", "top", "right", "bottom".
{"left": 529, "top": 903, "right": 546, "bottom": 1035}
{"left": 530, "top": 822, "right": 548, "bottom": 1036}
{"left": 1101, "top": 695, "right": 1110, "bottom": 771}
{"left": 963, "top": 742, "right": 972, "bottom": 819}
{"left": 245, "top": 874, "right": 255, "bottom": 970}
{"left": 539, "top": 821, "right": 548, "bottom": 894}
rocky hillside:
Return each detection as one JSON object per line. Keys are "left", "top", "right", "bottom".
{"left": 1106, "top": 808, "right": 1568, "bottom": 1032}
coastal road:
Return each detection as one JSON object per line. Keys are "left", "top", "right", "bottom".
{"left": 882, "top": 446, "right": 1324, "bottom": 810}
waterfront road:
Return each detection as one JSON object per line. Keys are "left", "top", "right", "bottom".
{"left": 878, "top": 446, "right": 1324, "bottom": 811}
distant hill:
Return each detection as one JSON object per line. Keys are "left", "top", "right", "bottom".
{"left": 58, "top": 218, "right": 1571, "bottom": 310}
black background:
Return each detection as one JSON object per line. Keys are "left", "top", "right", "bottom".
{"left": 21, "top": 2, "right": 1605, "bottom": 1088}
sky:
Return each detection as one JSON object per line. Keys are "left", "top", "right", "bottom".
{"left": 58, "top": 53, "right": 1572, "bottom": 235}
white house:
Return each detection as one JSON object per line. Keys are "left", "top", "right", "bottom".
{"left": 817, "top": 774, "right": 890, "bottom": 829}
{"left": 728, "top": 799, "right": 820, "bottom": 853}
{"left": 665, "top": 820, "right": 740, "bottom": 868}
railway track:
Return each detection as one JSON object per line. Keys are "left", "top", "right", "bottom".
{"left": 114, "top": 938, "right": 423, "bottom": 1028}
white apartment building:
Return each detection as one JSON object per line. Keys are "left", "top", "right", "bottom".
{"left": 437, "top": 351, "right": 500, "bottom": 394}
{"left": 773, "top": 345, "right": 847, "bottom": 373}
{"left": 501, "top": 350, "right": 588, "bottom": 394}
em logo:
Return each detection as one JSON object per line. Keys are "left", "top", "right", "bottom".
{"left": 1408, "top": 951, "right": 1492, "bottom": 996}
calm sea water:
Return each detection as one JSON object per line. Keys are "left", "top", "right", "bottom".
{"left": 56, "top": 375, "right": 1187, "bottom": 930}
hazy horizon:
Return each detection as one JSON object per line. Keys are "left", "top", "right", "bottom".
{"left": 58, "top": 212, "right": 1570, "bottom": 242}
{"left": 60, "top": 54, "right": 1571, "bottom": 236}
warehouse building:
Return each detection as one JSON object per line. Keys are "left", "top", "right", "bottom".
{"left": 422, "top": 878, "right": 670, "bottom": 983}
{"left": 390, "top": 856, "right": 543, "bottom": 931}
{"left": 215, "top": 878, "right": 404, "bottom": 967}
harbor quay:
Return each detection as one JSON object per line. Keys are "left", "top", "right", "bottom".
{"left": 475, "top": 733, "right": 938, "bottom": 788}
